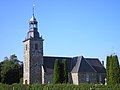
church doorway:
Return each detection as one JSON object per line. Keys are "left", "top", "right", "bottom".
{"left": 25, "top": 80, "right": 28, "bottom": 85}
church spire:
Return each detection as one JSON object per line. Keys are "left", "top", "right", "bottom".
{"left": 27, "top": 1, "right": 40, "bottom": 39}
{"left": 30, "top": 2, "right": 36, "bottom": 22}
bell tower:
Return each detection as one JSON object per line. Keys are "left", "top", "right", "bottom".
{"left": 23, "top": 4, "right": 43, "bottom": 84}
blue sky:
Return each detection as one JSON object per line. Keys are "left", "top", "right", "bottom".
{"left": 0, "top": 0, "right": 120, "bottom": 63}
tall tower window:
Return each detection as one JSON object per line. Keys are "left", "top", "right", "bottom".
{"left": 26, "top": 44, "right": 28, "bottom": 51}
{"left": 35, "top": 43, "right": 38, "bottom": 50}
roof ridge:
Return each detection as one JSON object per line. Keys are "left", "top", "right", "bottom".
{"left": 85, "top": 58, "right": 98, "bottom": 60}
{"left": 77, "top": 56, "right": 82, "bottom": 72}
{"left": 43, "top": 56, "right": 72, "bottom": 58}
{"left": 71, "top": 56, "right": 82, "bottom": 73}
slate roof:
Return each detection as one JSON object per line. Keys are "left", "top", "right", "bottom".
{"left": 71, "top": 56, "right": 96, "bottom": 73}
{"left": 43, "top": 56, "right": 72, "bottom": 73}
{"left": 30, "top": 15, "right": 37, "bottom": 22}
{"left": 43, "top": 56, "right": 106, "bottom": 74}
{"left": 85, "top": 58, "right": 106, "bottom": 73}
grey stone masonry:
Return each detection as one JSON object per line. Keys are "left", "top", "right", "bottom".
{"left": 23, "top": 14, "right": 44, "bottom": 85}
{"left": 23, "top": 38, "right": 43, "bottom": 84}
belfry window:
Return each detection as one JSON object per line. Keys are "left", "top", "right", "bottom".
{"left": 29, "top": 23, "right": 37, "bottom": 29}
{"left": 33, "top": 24, "right": 37, "bottom": 28}
{"left": 35, "top": 43, "right": 38, "bottom": 50}
{"left": 30, "top": 24, "right": 34, "bottom": 29}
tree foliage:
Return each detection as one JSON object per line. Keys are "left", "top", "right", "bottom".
{"left": 59, "top": 61, "right": 64, "bottom": 83}
{"left": 62, "top": 59, "right": 68, "bottom": 83}
{"left": 54, "top": 59, "right": 68, "bottom": 84}
{"left": 0, "top": 54, "right": 23, "bottom": 84}
{"left": 106, "top": 55, "right": 120, "bottom": 85}
{"left": 106, "top": 56, "right": 110, "bottom": 84}
{"left": 54, "top": 59, "right": 60, "bottom": 83}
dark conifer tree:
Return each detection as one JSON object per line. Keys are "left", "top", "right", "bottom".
{"left": 62, "top": 59, "right": 68, "bottom": 83}
{"left": 59, "top": 62, "right": 64, "bottom": 83}
{"left": 106, "top": 56, "right": 110, "bottom": 84}
{"left": 112, "top": 55, "right": 119, "bottom": 84}
{"left": 106, "top": 55, "right": 120, "bottom": 85}
{"left": 54, "top": 59, "right": 60, "bottom": 84}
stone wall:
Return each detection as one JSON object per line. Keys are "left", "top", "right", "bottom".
{"left": 78, "top": 73, "right": 97, "bottom": 83}
{"left": 44, "top": 73, "right": 54, "bottom": 84}
{"left": 23, "top": 40, "right": 30, "bottom": 84}
{"left": 23, "top": 38, "right": 43, "bottom": 84}
{"left": 78, "top": 73, "right": 106, "bottom": 84}
{"left": 42, "top": 65, "right": 46, "bottom": 84}
{"left": 68, "top": 73, "right": 73, "bottom": 84}
{"left": 30, "top": 39, "right": 43, "bottom": 84}
{"left": 71, "top": 73, "right": 78, "bottom": 85}
{"left": 96, "top": 73, "right": 106, "bottom": 84}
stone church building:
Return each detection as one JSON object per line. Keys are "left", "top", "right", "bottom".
{"left": 23, "top": 13, "right": 106, "bottom": 85}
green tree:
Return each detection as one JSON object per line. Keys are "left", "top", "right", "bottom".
{"left": 0, "top": 63, "right": 1, "bottom": 82}
{"left": 111, "top": 55, "right": 119, "bottom": 84}
{"left": 0, "top": 54, "right": 23, "bottom": 84}
{"left": 59, "top": 62, "right": 64, "bottom": 83}
{"left": 106, "top": 55, "right": 120, "bottom": 85}
{"left": 106, "top": 56, "right": 111, "bottom": 84}
{"left": 54, "top": 59, "right": 60, "bottom": 84}
{"left": 53, "top": 59, "right": 68, "bottom": 84}
{"left": 62, "top": 59, "right": 68, "bottom": 83}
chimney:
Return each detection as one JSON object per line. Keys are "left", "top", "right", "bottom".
{"left": 102, "top": 61, "right": 104, "bottom": 66}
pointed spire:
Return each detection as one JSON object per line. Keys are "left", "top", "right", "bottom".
{"left": 32, "top": 2, "right": 35, "bottom": 16}
{"left": 27, "top": 0, "right": 40, "bottom": 39}
{"left": 30, "top": 0, "right": 36, "bottom": 22}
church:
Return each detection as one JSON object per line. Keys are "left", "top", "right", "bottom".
{"left": 23, "top": 11, "right": 106, "bottom": 85}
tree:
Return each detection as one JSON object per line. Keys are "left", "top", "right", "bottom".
{"left": 62, "top": 59, "right": 68, "bottom": 83}
{"left": 106, "top": 55, "right": 120, "bottom": 85}
{"left": 110, "top": 55, "right": 119, "bottom": 84}
{"left": 53, "top": 59, "right": 68, "bottom": 84}
{"left": 0, "top": 63, "right": 1, "bottom": 82}
{"left": 59, "top": 61, "right": 64, "bottom": 83}
{"left": 106, "top": 56, "right": 111, "bottom": 84}
{"left": 0, "top": 54, "right": 23, "bottom": 84}
{"left": 54, "top": 59, "right": 60, "bottom": 84}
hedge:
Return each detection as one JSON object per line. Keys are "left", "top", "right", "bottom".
{"left": 0, "top": 83, "right": 120, "bottom": 90}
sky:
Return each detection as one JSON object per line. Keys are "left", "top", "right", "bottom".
{"left": 0, "top": 0, "right": 120, "bottom": 64}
